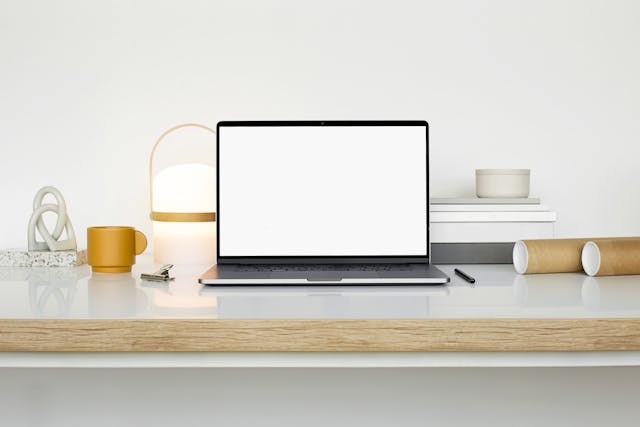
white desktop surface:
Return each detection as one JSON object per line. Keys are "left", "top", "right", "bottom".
{"left": 1, "top": 254, "right": 638, "bottom": 320}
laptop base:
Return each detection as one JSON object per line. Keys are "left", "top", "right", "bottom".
{"left": 199, "top": 263, "right": 450, "bottom": 285}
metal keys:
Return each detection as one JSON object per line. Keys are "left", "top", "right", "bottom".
{"left": 140, "top": 264, "right": 175, "bottom": 282}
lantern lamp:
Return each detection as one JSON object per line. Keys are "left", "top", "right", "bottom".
{"left": 149, "top": 123, "right": 216, "bottom": 265}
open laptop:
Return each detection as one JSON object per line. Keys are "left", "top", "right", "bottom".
{"left": 199, "top": 120, "right": 449, "bottom": 285}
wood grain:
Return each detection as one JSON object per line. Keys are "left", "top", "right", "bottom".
{"left": 1, "top": 318, "right": 640, "bottom": 352}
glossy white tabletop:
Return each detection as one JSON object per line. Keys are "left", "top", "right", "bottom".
{"left": 1, "top": 254, "right": 640, "bottom": 320}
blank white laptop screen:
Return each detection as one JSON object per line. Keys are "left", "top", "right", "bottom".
{"left": 218, "top": 124, "right": 428, "bottom": 257}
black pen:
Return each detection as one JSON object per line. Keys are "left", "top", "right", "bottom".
{"left": 454, "top": 268, "right": 476, "bottom": 284}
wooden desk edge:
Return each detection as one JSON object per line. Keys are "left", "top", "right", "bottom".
{"left": 1, "top": 318, "right": 639, "bottom": 352}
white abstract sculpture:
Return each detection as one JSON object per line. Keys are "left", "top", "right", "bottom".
{"left": 27, "top": 186, "right": 77, "bottom": 252}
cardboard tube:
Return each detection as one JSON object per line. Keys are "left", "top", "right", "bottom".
{"left": 513, "top": 237, "right": 640, "bottom": 274}
{"left": 582, "top": 239, "right": 640, "bottom": 276}
{"left": 514, "top": 239, "right": 589, "bottom": 274}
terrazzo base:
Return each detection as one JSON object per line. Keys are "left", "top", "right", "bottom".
{"left": 0, "top": 249, "right": 87, "bottom": 267}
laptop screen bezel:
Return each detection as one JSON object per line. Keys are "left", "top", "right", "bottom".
{"left": 216, "top": 120, "right": 430, "bottom": 264}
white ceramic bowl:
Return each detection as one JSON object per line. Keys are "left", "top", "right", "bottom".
{"left": 476, "top": 169, "right": 530, "bottom": 198}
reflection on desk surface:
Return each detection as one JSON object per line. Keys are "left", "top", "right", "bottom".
{"left": 204, "top": 285, "right": 448, "bottom": 319}
{"left": 0, "top": 255, "right": 639, "bottom": 319}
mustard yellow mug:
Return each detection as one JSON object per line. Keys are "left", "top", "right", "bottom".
{"left": 87, "top": 226, "right": 147, "bottom": 273}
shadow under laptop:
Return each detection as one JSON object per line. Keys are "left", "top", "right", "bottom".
{"left": 200, "top": 285, "right": 449, "bottom": 319}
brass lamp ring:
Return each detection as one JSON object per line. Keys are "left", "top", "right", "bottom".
{"left": 150, "top": 211, "right": 216, "bottom": 222}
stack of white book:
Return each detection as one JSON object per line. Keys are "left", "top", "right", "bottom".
{"left": 430, "top": 197, "right": 556, "bottom": 263}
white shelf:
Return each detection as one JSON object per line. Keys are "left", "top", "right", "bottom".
{"left": 1, "top": 351, "right": 640, "bottom": 368}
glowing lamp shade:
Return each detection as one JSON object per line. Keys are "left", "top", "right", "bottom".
{"left": 150, "top": 124, "right": 216, "bottom": 265}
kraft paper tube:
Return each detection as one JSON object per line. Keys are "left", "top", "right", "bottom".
{"left": 513, "top": 237, "right": 639, "bottom": 274}
{"left": 582, "top": 239, "right": 640, "bottom": 276}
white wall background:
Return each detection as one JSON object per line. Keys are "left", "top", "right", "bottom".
{"left": 1, "top": 0, "right": 639, "bottom": 249}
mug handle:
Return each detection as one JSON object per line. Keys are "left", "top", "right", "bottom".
{"left": 134, "top": 230, "right": 148, "bottom": 255}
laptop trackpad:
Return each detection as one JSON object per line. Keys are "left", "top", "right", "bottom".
{"left": 306, "top": 275, "right": 342, "bottom": 282}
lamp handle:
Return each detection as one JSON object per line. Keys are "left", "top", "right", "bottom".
{"left": 149, "top": 123, "right": 216, "bottom": 222}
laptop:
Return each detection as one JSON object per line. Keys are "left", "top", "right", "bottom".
{"left": 199, "top": 120, "right": 449, "bottom": 285}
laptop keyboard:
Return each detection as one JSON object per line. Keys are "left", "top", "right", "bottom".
{"left": 235, "top": 264, "right": 413, "bottom": 272}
